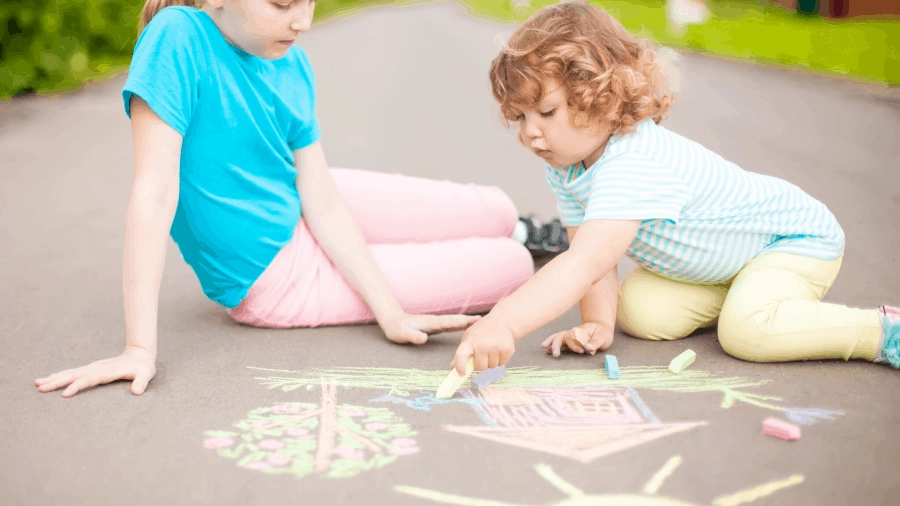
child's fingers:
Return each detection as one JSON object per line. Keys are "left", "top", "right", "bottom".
{"left": 551, "top": 333, "right": 565, "bottom": 357}
{"left": 541, "top": 333, "right": 559, "bottom": 350}
{"left": 563, "top": 331, "right": 585, "bottom": 354}
{"left": 452, "top": 341, "right": 475, "bottom": 375}
{"left": 131, "top": 371, "right": 153, "bottom": 395}
{"left": 37, "top": 372, "right": 79, "bottom": 392}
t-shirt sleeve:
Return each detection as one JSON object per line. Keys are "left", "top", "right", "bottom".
{"left": 544, "top": 166, "right": 585, "bottom": 227}
{"left": 121, "top": 8, "right": 205, "bottom": 136}
{"left": 287, "top": 48, "right": 322, "bottom": 151}
{"left": 584, "top": 153, "right": 692, "bottom": 223}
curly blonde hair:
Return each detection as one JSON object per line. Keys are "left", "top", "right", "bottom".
{"left": 489, "top": 0, "right": 675, "bottom": 135}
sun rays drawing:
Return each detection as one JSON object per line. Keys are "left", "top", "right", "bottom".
{"left": 395, "top": 457, "right": 805, "bottom": 506}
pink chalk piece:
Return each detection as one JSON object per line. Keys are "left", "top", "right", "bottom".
{"left": 365, "top": 422, "right": 388, "bottom": 431}
{"left": 763, "top": 418, "right": 801, "bottom": 441}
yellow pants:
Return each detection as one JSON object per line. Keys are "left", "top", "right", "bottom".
{"left": 617, "top": 253, "right": 882, "bottom": 362}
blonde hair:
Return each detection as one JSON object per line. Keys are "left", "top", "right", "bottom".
{"left": 489, "top": 0, "right": 676, "bottom": 136}
{"left": 140, "top": 0, "right": 201, "bottom": 31}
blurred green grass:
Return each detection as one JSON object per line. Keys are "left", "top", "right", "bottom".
{"left": 460, "top": 0, "right": 899, "bottom": 85}
{"left": 1, "top": 0, "right": 897, "bottom": 99}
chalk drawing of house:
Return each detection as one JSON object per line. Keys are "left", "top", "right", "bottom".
{"left": 443, "top": 385, "right": 706, "bottom": 463}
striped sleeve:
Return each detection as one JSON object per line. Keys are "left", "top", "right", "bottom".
{"left": 584, "top": 153, "right": 691, "bottom": 223}
{"left": 544, "top": 166, "right": 585, "bottom": 227}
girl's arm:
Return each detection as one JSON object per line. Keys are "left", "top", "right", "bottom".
{"left": 294, "top": 141, "right": 479, "bottom": 344}
{"left": 35, "top": 96, "right": 179, "bottom": 397}
{"left": 452, "top": 219, "right": 639, "bottom": 373}
{"left": 540, "top": 225, "right": 619, "bottom": 356}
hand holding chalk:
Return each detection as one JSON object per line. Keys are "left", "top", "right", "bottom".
{"left": 452, "top": 316, "right": 516, "bottom": 374}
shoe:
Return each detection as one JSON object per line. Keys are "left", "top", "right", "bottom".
{"left": 520, "top": 215, "right": 569, "bottom": 259}
{"left": 877, "top": 305, "right": 900, "bottom": 369}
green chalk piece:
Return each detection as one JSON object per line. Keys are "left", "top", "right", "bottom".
{"left": 435, "top": 357, "right": 475, "bottom": 399}
{"left": 605, "top": 355, "right": 620, "bottom": 379}
{"left": 668, "top": 349, "right": 696, "bottom": 374}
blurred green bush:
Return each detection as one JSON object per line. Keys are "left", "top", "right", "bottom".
{"left": 0, "top": 1, "right": 144, "bottom": 98}
{"left": 1, "top": 0, "right": 897, "bottom": 100}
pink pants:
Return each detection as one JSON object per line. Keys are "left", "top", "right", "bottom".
{"left": 227, "top": 168, "right": 535, "bottom": 328}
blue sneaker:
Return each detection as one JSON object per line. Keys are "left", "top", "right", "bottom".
{"left": 877, "top": 306, "right": 900, "bottom": 369}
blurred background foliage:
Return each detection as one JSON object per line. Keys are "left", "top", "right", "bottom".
{"left": 1, "top": 0, "right": 898, "bottom": 100}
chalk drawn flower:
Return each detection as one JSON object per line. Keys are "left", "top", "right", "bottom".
{"left": 203, "top": 437, "right": 234, "bottom": 450}
{"left": 203, "top": 385, "right": 418, "bottom": 480}
{"left": 286, "top": 427, "right": 311, "bottom": 438}
{"left": 332, "top": 447, "right": 365, "bottom": 460}
{"left": 258, "top": 439, "right": 285, "bottom": 450}
{"left": 271, "top": 403, "right": 303, "bottom": 414}
{"left": 266, "top": 454, "right": 292, "bottom": 466}
{"left": 392, "top": 438, "right": 417, "bottom": 447}
{"left": 389, "top": 446, "right": 420, "bottom": 456}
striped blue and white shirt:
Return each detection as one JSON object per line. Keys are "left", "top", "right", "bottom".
{"left": 545, "top": 119, "right": 844, "bottom": 284}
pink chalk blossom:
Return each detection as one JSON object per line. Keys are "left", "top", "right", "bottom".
{"left": 271, "top": 404, "right": 303, "bottom": 414}
{"left": 258, "top": 439, "right": 285, "bottom": 450}
{"left": 286, "top": 427, "right": 311, "bottom": 437}
{"left": 243, "top": 461, "right": 272, "bottom": 470}
{"left": 391, "top": 438, "right": 417, "bottom": 447}
{"left": 266, "top": 453, "right": 292, "bottom": 466}
{"left": 389, "top": 446, "right": 420, "bottom": 456}
{"left": 332, "top": 447, "right": 365, "bottom": 460}
{"left": 203, "top": 437, "right": 234, "bottom": 450}
{"left": 365, "top": 422, "right": 388, "bottom": 431}
{"left": 341, "top": 408, "right": 366, "bottom": 417}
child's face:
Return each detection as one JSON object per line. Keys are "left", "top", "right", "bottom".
{"left": 206, "top": 0, "right": 316, "bottom": 59}
{"left": 511, "top": 83, "right": 611, "bottom": 170}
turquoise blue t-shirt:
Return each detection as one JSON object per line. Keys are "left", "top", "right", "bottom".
{"left": 122, "top": 6, "right": 321, "bottom": 308}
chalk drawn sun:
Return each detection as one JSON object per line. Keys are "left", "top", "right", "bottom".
{"left": 395, "top": 456, "right": 803, "bottom": 506}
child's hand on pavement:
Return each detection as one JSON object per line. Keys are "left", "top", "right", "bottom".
{"left": 452, "top": 316, "right": 516, "bottom": 374}
{"left": 35, "top": 346, "right": 157, "bottom": 398}
{"left": 379, "top": 313, "right": 482, "bottom": 345}
{"left": 541, "top": 322, "right": 613, "bottom": 357}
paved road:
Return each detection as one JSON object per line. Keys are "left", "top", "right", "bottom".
{"left": 2, "top": 2, "right": 899, "bottom": 505}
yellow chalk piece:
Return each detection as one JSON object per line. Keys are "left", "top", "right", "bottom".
{"left": 435, "top": 357, "right": 475, "bottom": 399}
{"left": 668, "top": 349, "right": 696, "bottom": 374}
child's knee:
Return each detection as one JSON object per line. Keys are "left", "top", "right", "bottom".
{"left": 717, "top": 303, "right": 772, "bottom": 362}
{"left": 617, "top": 284, "right": 692, "bottom": 342}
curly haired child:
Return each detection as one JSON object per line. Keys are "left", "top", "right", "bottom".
{"left": 451, "top": 0, "right": 899, "bottom": 373}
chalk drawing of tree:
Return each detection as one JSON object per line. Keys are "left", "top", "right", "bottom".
{"left": 202, "top": 381, "right": 418, "bottom": 479}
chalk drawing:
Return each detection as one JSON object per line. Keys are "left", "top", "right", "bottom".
{"left": 248, "top": 365, "right": 842, "bottom": 419}
{"left": 202, "top": 380, "right": 418, "bottom": 479}
{"left": 369, "top": 391, "right": 484, "bottom": 411}
{"left": 395, "top": 459, "right": 804, "bottom": 506}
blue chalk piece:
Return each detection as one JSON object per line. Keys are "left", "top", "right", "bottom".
{"left": 605, "top": 355, "right": 620, "bottom": 379}
{"left": 472, "top": 365, "right": 507, "bottom": 390}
